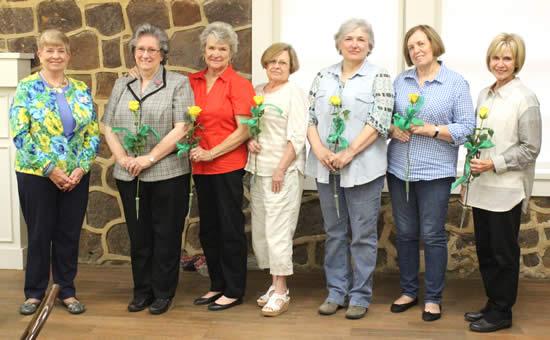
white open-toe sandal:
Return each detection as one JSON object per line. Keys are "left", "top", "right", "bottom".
{"left": 261, "top": 291, "right": 290, "bottom": 317}
{"left": 257, "top": 285, "right": 275, "bottom": 307}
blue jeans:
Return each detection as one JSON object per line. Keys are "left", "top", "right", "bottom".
{"left": 317, "top": 175, "right": 384, "bottom": 308}
{"left": 387, "top": 173, "right": 452, "bottom": 305}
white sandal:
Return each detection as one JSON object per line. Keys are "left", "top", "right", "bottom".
{"left": 261, "top": 291, "right": 290, "bottom": 317}
{"left": 257, "top": 285, "right": 275, "bottom": 307}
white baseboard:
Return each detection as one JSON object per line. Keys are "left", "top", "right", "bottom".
{"left": 0, "top": 246, "right": 26, "bottom": 269}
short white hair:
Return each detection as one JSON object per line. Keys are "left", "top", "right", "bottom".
{"left": 334, "top": 18, "right": 375, "bottom": 56}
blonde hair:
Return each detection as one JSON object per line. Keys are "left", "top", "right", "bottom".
{"left": 403, "top": 25, "right": 445, "bottom": 67}
{"left": 260, "top": 43, "right": 300, "bottom": 74}
{"left": 37, "top": 29, "right": 71, "bottom": 54}
{"left": 486, "top": 33, "right": 526, "bottom": 75}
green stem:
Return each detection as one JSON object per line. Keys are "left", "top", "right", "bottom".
{"left": 405, "top": 140, "right": 411, "bottom": 202}
{"left": 135, "top": 178, "right": 140, "bottom": 220}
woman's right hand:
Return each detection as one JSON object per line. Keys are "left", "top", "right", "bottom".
{"left": 117, "top": 155, "right": 132, "bottom": 170}
{"left": 313, "top": 145, "right": 336, "bottom": 172}
{"left": 48, "top": 167, "right": 76, "bottom": 191}
{"left": 389, "top": 125, "right": 411, "bottom": 143}
{"left": 247, "top": 139, "right": 261, "bottom": 154}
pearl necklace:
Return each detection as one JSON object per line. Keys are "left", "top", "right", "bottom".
{"left": 40, "top": 71, "right": 68, "bottom": 93}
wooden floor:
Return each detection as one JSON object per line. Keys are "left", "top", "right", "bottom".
{"left": 1, "top": 265, "right": 549, "bottom": 339}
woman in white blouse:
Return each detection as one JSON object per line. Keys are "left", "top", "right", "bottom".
{"left": 246, "top": 43, "right": 308, "bottom": 317}
{"left": 464, "top": 33, "right": 541, "bottom": 333}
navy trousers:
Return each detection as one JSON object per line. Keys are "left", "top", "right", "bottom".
{"left": 16, "top": 172, "right": 90, "bottom": 300}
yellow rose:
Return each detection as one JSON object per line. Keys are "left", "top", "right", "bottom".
{"left": 253, "top": 95, "right": 264, "bottom": 106}
{"left": 478, "top": 106, "right": 489, "bottom": 120}
{"left": 128, "top": 100, "right": 140, "bottom": 112}
{"left": 408, "top": 93, "right": 419, "bottom": 104}
{"left": 329, "top": 95, "right": 341, "bottom": 106}
{"left": 187, "top": 105, "right": 202, "bottom": 120}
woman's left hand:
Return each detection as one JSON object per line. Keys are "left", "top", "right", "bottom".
{"left": 410, "top": 123, "right": 436, "bottom": 137}
{"left": 190, "top": 146, "right": 213, "bottom": 163}
{"left": 127, "top": 156, "right": 153, "bottom": 177}
{"left": 332, "top": 148, "right": 354, "bottom": 170}
{"left": 64, "top": 168, "right": 85, "bottom": 191}
{"left": 470, "top": 158, "right": 494, "bottom": 175}
{"left": 271, "top": 168, "right": 285, "bottom": 193}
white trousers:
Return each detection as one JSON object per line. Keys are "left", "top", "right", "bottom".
{"left": 250, "top": 170, "right": 304, "bottom": 276}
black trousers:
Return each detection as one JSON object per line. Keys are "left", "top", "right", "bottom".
{"left": 472, "top": 202, "right": 522, "bottom": 322}
{"left": 116, "top": 174, "right": 189, "bottom": 299}
{"left": 16, "top": 172, "right": 90, "bottom": 300}
{"left": 194, "top": 169, "right": 247, "bottom": 298}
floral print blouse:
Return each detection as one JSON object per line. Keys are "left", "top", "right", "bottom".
{"left": 9, "top": 73, "right": 99, "bottom": 176}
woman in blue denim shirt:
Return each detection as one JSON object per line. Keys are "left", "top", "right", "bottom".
{"left": 387, "top": 25, "right": 475, "bottom": 321}
{"left": 306, "top": 18, "right": 394, "bottom": 320}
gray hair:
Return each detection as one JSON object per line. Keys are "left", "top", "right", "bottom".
{"left": 129, "top": 23, "right": 170, "bottom": 65}
{"left": 199, "top": 21, "right": 239, "bottom": 58}
{"left": 334, "top": 18, "right": 375, "bottom": 56}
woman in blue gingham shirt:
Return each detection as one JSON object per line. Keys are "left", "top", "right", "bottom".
{"left": 387, "top": 25, "right": 475, "bottom": 321}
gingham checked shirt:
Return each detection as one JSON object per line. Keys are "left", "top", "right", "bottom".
{"left": 387, "top": 63, "right": 475, "bottom": 181}
{"left": 102, "top": 66, "right": 195, "bottom": 182}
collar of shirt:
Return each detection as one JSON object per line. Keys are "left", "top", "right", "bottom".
{"left": 325, "top": 59, "right": 372, "bottom": 80}
{"left": 487, "top": 77, "right": 521, "bottom": 98}
{"left": 189, "top": 64, "right": 236, "bottom": 83}
{"left": 403, "top": 61, "right": 451, "bottom": 85}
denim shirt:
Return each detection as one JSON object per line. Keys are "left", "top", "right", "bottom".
{"left": 306, "top": 60, "right": 394, "bottom": 187}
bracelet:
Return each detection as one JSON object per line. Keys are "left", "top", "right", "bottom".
{"left": 432, "top": 125, "right": 440, "bottom": 138}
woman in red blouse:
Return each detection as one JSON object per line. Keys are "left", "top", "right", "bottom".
{"left": 188, "top": 21, "right": 255, "bottom": 311}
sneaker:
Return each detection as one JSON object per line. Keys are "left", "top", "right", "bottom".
{"left": 345, "top": 305, "right": 367, "bottom": 319}
{"left": 318, "top": 301, "right": 345, "bottom": 315}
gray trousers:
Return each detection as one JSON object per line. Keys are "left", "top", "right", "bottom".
{"left": 317, "top": 175, "right": 384, "bottom": 308}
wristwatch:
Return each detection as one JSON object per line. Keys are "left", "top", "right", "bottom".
{"left": 148, "top": 155, "right": 156, "bottom": 164}
{"left": 432, "top": 125, "right": 440, "bottom": 138}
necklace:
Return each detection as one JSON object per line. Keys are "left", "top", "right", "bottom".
{"left": 40, "top": 71, "right": 68, "bottom": 93}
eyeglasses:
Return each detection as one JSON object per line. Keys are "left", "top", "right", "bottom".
{"left": 136, "top": 47, "right": 161, "bottom": 56}
{"left": 267, "top": 60, "right": 289, "bottom": 67}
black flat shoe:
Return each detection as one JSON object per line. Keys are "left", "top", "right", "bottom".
{"left": 470, "top": 318, "right": 512, "bottom": 332}
{"left": 193, "top": 293, "right": 223, "bottom": 305}
{"left": 208, "top": 297, "right": 243, "bottom": 311}
{"left": 422, "top": 305, "right": 442, "bottom": 322}
{"left": 149, "top": 298, "right": 173, "bottom": 315}
{"left": 128, "top": 296, "right": 154, "bottom": 312}
{"left": 464, "top": 311, "right": 484, "bottom": 322}
{"left": 390, "top": 298, "right": 418, "bottom": 313}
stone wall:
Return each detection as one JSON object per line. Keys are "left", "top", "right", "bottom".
{"left": 2, "top": 0, "right": 549, "bottom": 279}
{"left": 0, "top": 0, "right": 252, "bottom": 264}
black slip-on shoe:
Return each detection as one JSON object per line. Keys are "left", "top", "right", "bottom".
{"left": 469, "top": 318, "right": 512, "bottom": 332}
{"left": 193, "top": 293, "right": 223, "bottom": 305}
{"left": 149, "top": 298, "right": 173, "bottom": 315}
{"left": 128, "top": 296, "right": 154, "bottom": 312}
{"left": 390, "top": 298, "right": 418, "bottom": 313}
{"left": 207, "top": 298, "right": 243, "bottom": 311}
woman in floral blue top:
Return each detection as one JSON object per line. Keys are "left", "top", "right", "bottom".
{"left": 9, "top": 29, "right": 99, "bottom": 316}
